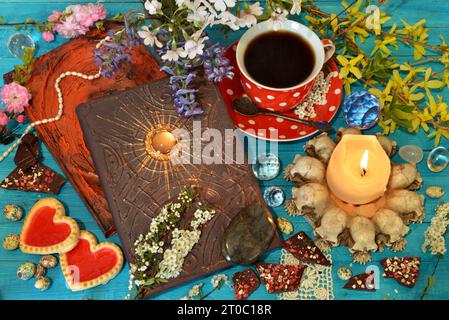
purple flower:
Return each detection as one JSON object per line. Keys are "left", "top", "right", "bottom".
{"left": 159, "top": 39, "right": 232, "bottom": 117}
{"left": 171, "top": 73, "right": 204, "bottom": 117}
{"left": 161, "top": 64, "right": 204, "bottom": 117}
{"left": 94, "top": 42, "right": 131, "bottom": 78}
{"left": 93, "top": 17, "right": 140, "bottom": 78}
{"left": 122, "top": 17, "right": 141, "bottom": 48}
{"left": 202, "top": 43, "right": 234, "bottom": 83}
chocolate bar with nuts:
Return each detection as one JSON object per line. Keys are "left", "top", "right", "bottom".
{"left": 343, "top": 271, "right": 376, "bottom": 292}
{"left": 1, "top": 163, "right": 65, "bottom": 194}
{"left": 381, "top": 256, "right": 421, "bottom": 288}
{"left": 232, "top": 268, "right": 260, "bottom": 300}
{"left": 255, "top": 262, "right": 306, "bottom": 293}
{"left": 283, "top": 231, "right": 331, "bottom": 266}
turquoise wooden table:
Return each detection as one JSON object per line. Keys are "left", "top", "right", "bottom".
{"left": 1, "top": 0, "right": 448, "bottom": 300}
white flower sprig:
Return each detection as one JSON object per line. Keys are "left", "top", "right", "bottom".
{"left": 145, "top": 0, "right": 163, "bottom": 15}
{"left": 211, "top": 274, "right": 231, "bottom": 289}
{"left": 422, "top": 202, "right": 449, "bottom": 255}
{"left": 129, "top": 188, "right": 216, "bottom": 299}
{"left": 180, "top": 283, "right": 205, "bottom": 300}
{"left": 290, "top": 0, "right": 302, "bottom": 15}
{"left": 268, "top": 7, "right": 289, "bottom": 31}
{"left": 133, "top": 189, "right": 193, "bottom": 260}
{"left": 129, "top": 188, "right": 195, "bottom": 296}
{"left": 180, "top": 274, "right": 230, "bottom": 300}
{"left": 139, "top": 0, "right": 259, "bottom": 61}
{"left": 156, "top": 207, "right": 216, "bottom": 279}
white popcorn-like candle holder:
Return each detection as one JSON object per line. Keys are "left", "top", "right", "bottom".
{"left": 284, "top": 127, "right": 425, "bottom": 264}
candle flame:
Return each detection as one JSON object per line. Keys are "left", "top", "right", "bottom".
{"left": 360, "top": 149, "right": 369, "bottom": 176}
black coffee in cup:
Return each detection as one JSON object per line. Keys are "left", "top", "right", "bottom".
{"left": 244, "top": 31, "right": 316, "bottom": 89}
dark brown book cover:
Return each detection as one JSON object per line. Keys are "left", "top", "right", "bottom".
{"left": 6, "top": 22, "right": 165, "bottom": 236}
{"left": 76, "top": 77, "right": 281, "bottom": 298}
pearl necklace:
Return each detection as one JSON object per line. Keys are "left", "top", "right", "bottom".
{"left": 0, "top": 36, "right": 111, "bottom": 163}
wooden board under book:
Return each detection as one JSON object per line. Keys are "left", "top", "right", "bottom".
{"left": 76, "top": 77, "right": 282, "bottom": 298}
{"left": 4, "top": 23, "right": 165, "bottom": 236}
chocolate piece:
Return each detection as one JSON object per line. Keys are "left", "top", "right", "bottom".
{"left": 283, "top": 231, "right": 331, "bottom": 266}
{"left": 1, "top": 133, "right": 64, "bottom": 194}
{"left": 232, "top": 268, "right": 259, "bottom": 300}
{"left": 14, "top": 133, "right": 39, "bottom": 170}
{"left": 0, "top": 163, "right": 65, "bottom": 194}
{"left": 381, "top": 256, "right": 421, "bottom": 288}
{"left": 255, "top": 262, "right": 305, "bottom": 293}
{"left": 343, "top": 271, "right": 376, "bottom": 291}
{"left": 222, "top": 203, "right": 276, "bottom": 265}
{"left": 76, "top": 77, "right": 282, "bottom": 298}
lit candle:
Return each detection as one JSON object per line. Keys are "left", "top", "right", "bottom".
{"left": 326, "top": 135, "right": 391, "bottom": 205}
{"left": 360, "top": 149, "right": 368, "bottom": 176}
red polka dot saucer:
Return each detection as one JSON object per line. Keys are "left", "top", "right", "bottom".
{"left": 218, "top": 41, "right": 343, "bottom": 142}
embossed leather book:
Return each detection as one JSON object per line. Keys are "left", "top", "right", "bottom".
{"left": 77, "top": 77, "right": 281, "bottom": 298}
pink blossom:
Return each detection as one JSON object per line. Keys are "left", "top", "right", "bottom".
{"left": 52, "top": 4, "right": 107, "bottom": 39}
{"left": 0, "top": 110, "right": 9, "bottom": 126}
{"left": 54, "top": 15, "right": 89, "bottom": 38}
{"left": 0, "top": 82, "right": 32, "bottom": 114}
{"left": 47, "top": 10, "right": 63, "bottom": 22}
{"left": 72, "top": 3, "right": 106, "bottom": 28}
{"left": 16, "top": 115, "right": 26, "bottom": 123}
{"left": 42, "top": 31, "right": 55, "bottom": 42}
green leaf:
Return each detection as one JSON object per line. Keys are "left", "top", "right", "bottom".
{"left": 393, "top": 103, "right": 416, "bottom": 113}
{"left": 426, "top": 275, "right": 437, "bottom": 292}
{"left": 388, "top": 98, "right": 419, "bottom": 130}
{"left": 364, "top": 53, "right": 398, "bottom": 82}
{"left": 144, "top": 278, "right": 156, "bottom": 286}
{"left": 111, "top": 13, "right": 124, "bottom": 22}
{"left": 346, "top": 39, "right": 360, "bottom": 55}
{"left": 11, "top": 47, "right": 35, "bottom": 85}
{"left": 95, "top": 21, "right": 105, "bottom": 32}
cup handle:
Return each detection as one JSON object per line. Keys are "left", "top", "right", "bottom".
{"left": 322, "top": 39, "right": 336, "bottom": 63}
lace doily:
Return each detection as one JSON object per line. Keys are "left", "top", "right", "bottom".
{"left": 278, "top": 249, "right": 334, "bottom": 300}
{"left": 294, "top": 70, "right": 337, "bottom": 120}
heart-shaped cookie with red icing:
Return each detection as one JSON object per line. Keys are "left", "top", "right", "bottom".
{"left": 20, "top": 198, "right": 80, "bottom": 254}
{"left": 60, "top": 230, "right": 124, "bottom": 291}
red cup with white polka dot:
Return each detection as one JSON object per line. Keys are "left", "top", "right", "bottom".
{"left": 236, "top": 20, "right": 335, "bottom": 112}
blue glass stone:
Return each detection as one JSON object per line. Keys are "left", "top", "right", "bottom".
{"left": 251, "top": 153, "right": 280, "bottom": 180}
{"left": 7, "top": 32, "right": 35, "bottom": 58}
{"left": 427, "top": 146, "right": 449, "bottom": 172}
{"left": 342, "top": 91, "right": 380, "bottom": 129}
{"left": 263, "top": 186, "right": 285, "bottom": 207}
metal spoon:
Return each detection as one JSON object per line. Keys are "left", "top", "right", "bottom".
{"left": 232, "top": 96, "right": 333, "bottom": 133}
